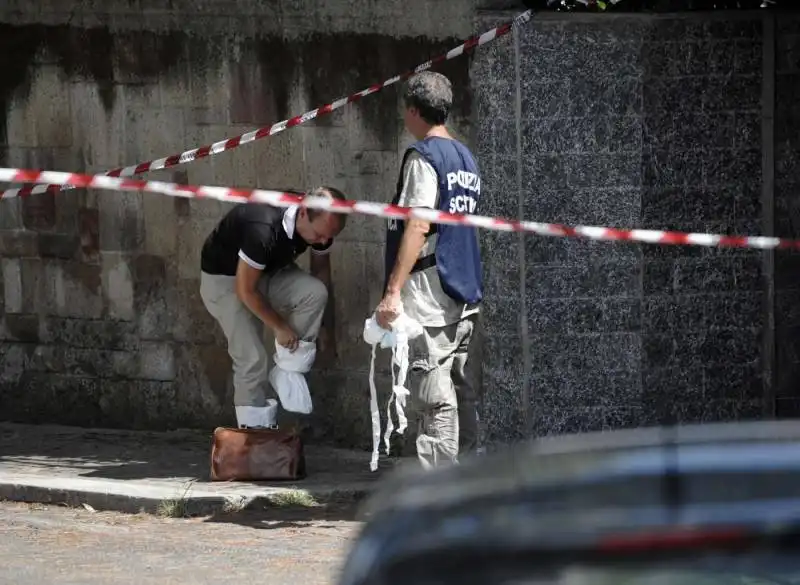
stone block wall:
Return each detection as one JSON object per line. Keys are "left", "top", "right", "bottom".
{"left": 638, "top": 16, "right": 765, "bottom": 426}
{"left": 0, "top": 5, "right": 474, "bottom": 447}
{"left": 474, "top": 11, "right": 793, "bottom": 443}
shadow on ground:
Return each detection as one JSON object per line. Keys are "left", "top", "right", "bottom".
{"left": 202, "top": 497, "right": 365, "bottom": 530}
{"left": 0, "top": 422, "right": 396, "bottom": 489}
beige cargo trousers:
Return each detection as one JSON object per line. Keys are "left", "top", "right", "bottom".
{"left": 408, "top": 313, "right": 479, "bottom": 470}
{"left": 199, "top": 264, "right": 327, "bottom": 409}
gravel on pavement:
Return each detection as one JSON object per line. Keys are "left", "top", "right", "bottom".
{"left": 0, "top": 500, "right": 363, "bottom": 585}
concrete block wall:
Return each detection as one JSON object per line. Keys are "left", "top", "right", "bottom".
{"left": 0, "top": 5, "right": 476, "bottom": 447}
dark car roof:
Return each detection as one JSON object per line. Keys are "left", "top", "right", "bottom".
{"left": 338, "top": 422, "right": 800, "bottom": 585}
{"left": 363, "top": 421, "right": 800, "bottom": 514}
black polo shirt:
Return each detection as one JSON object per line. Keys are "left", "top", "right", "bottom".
{"left": 200, "top": 203, "right": 333, "bottom": 277}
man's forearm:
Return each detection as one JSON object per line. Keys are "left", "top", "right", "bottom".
{"left": 385, "top": 220, "right": 428, "bottom": 295}
{"left": 238, "top": 290, "right": 285, "bottom": 332}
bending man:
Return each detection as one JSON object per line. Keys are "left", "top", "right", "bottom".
{"left": 200, "top": 187, "right": 347, "bottom": 429}
{"left": 375, "top": 71, "right": 483, "bottom": 469}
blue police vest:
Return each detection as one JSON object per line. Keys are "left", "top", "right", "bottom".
{"left": 384, "top": 136, "right": 483, "bottom": 305}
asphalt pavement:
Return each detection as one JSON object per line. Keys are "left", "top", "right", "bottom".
{"left": 0, "top": 500, "right": 361, "bottom": 585}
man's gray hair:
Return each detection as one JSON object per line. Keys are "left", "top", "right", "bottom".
{"left": 403, "top": 71, "right": 453, "bottom": 126}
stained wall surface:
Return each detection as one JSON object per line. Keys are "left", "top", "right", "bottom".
{"left": 0, "top": 2, "right": 475, "bottom": 448}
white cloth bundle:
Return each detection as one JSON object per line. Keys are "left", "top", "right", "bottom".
{"left": 363, "top": 312, "right": 423, "bottom": 471}
{"left": 269, "top": 339, "right": 316, "bottom": 414}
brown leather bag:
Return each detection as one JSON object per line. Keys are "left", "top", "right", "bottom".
{"left": 210, "top": 427, "right": 307, "bottom": 481}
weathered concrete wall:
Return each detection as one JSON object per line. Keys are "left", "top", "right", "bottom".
{"left": 0, "top": 2, "right": 476, "bottom": 448}
{"left": 474, "top": 11, "right": 796, "bottom": 444}
{"left": 0, "top": 0, "right": 479, "bottom": 40}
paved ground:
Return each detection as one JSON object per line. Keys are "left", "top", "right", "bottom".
{"left": 0, "top": 500, "right": 361, "bottom": 585}
{"left": 0, "top": 423, "right": 413, "bottom": 514}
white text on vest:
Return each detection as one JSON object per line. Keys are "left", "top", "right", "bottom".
{"left": 449, "top": 195, "right": 477, "bottom": 214}
{"left": 446, "top": 170, "right": 480, "bottom": 195}
{"left": 446, "top": 171, "right": 480, "bottom": 214}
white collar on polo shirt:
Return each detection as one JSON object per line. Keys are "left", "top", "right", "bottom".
{"left": 282, "top": 205, "right": 299, "bottom": 238}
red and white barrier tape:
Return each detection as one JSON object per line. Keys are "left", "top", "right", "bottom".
{"left": 0, "top": 10, "right": 532, "bottom": 202}
{"left": 1, "top": 166, "right": 795, "bottom": 250}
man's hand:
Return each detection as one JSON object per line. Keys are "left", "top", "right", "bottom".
{"left": 375, "top": 290, "right": 403, "bottom": 330}
{"left": 275, "top": 323, "right": 299, "bottom": 352}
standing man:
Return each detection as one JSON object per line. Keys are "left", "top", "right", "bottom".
{"left": 199, "top": 187, "right": 347, "bottom": 429}
{"left": 375, "top": 71, "right": 483, "bottom": 470}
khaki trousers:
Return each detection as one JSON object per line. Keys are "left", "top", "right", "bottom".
{"left": 408, "top": 314, "right": 478, "bottom": 470}
{"left": 199, "top": 265, "right": 327, "bottom": 407}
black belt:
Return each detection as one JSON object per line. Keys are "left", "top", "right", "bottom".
{"left": 409, "top": 222, "right": 438, "bottom": 273}
{"left": 411, "top": 254, "right": 436, "bottom": 274}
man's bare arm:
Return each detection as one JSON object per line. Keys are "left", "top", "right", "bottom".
{"left": 234, "top": 259, "right": 286, "bottom": 332}
{"left": 386, "top": 154, "right": 437, "bottom": 295}
{"left": 375, "top": 153, "right": 439, "bottom": 328}
{"left": 385, "top": 218, "right": 430, "bottom": 296}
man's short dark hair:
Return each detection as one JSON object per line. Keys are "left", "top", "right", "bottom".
{"left": 403, "top": 71, "right": 453, "bottom": 126}
{"left": 307, "top": 186, "right": 347, "bottom": 227}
